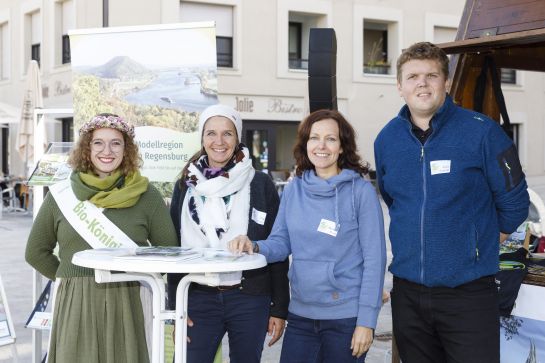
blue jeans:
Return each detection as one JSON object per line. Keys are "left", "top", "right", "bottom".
{"left": 280, "top": 312, "right": 366, "bottom": 363}
{"left": 186, "top": 287, "right": 271, "bottom": 363}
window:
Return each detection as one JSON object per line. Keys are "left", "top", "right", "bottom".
{"left": 363, "top": 23, "right": 389, "bottom": 74}
{"left": 277, "top": 0, "right": 331, "bottom": 79}
{"left": 57, "top": 0, "right": 74, "bottom": 65}
{"left": 62, "top": 34, "right": 70, "bottom": 64}
{"left": 287, "top": 12, "right": 324, "bottom": 70}
{"left": 432, "top": 25, "right": 457, "bottom": 63}
{"left": 1, "top": 127, "right": 8, "bottom": 175}
{"left": 363, "top": 21, "right": 392, "bottom": 75}
{"left": 31, "top": 43, "right": 40, "bottom": 66}
{"left": 0, "top": 22, "right": 9, "bottom": 80}
{"left": 501, "top": 69, "right": 517, "bottom": 84}
{"left": 60, "top": 117, "right": 74, "bottom": 141}
{"left": 25, "top": 10, "right": 41, "bottom": 70}
{"left": 502, "top": 123, "right": 520, "bottom": 150}
{"left": 216, "top": 36, "right": 232, "bottom": 68}
{"left": 288, "top": 22, "right": 304, "bottom": 69}
{"left": 180, "top": 2, "right": 234, "bottom": 68}
{"left": 353, "top": 5, "right": 402, "bottom": 82}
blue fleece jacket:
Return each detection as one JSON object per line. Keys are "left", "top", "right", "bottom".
{"left": 374, "top": 95, "right": 529, "bottom": 287}
{"left": 257, "top": 169, "right": 386, "bottom": 329}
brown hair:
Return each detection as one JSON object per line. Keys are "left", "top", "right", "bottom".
{"left": 293, "top": 109, "right": 369, "bottom": 177}
{"left": 396, "top": 42, "right": 449, "bottom": 82}
{"left": 179, "top": 148, "right": 205, "bottom": 183}
{"left": 68, "top": 113, "right": 141, "bottom": 175}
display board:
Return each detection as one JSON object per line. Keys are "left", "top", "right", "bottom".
{"left": 0, "top": 274, "right": 16, "bottom": 346}
{"left": 25, "top": 280, "right": 53, "bottom": 331}
{"left": 501, "top": 283, "right": 545, "bottom": 362}
{"left": 28, "top": 142, "right": 73, "bottom": 186}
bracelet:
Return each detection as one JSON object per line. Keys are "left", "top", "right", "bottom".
{"left": 253, "top": 242, "right": 259, "bottom": 253}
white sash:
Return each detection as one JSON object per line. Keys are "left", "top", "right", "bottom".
{"left": 49, "top": 178, "right": 152, "bottom": 360}
{"left": 49, "top": 179, "right": 137, "bottom": 249}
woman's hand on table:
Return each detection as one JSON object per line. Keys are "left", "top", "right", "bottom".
{"left": 351, "top": 326, "right": 373, "bottom": 358}
{"left": 267, "top": 317, "right": 285, "bottom": 346}
{"left": 228, "top": 235, "right": 254, "bottom": 254}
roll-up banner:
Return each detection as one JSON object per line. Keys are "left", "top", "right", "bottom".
{"left": 69, "top": 22, "right": 219, "bottom": 196}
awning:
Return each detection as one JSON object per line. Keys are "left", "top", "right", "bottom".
{"left": 0, "top": 101, "right": 21, "bottom": 125}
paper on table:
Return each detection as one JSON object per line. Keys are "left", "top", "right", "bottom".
{"left": 114, "top": 247, "right": 202, "bottom": 262}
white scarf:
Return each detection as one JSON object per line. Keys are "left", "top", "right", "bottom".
{"left": 180, "top": 147, "right": 255, "bottom": 249}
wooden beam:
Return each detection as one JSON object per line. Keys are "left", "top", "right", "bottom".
{"left": 436, "top": 28, "right": 545, "bottom": 54}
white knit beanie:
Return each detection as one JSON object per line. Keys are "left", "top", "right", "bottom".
{"left": 198, "top": 104, "right": 242, "bottom": 142}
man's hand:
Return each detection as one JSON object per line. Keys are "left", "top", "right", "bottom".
{"left": 267, "top": 317, "right": 286, "bottom": 346}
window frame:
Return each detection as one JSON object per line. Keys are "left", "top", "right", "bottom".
{"left": 179, "top": 0, "right": 242, "bottom": 75}
{"left": 363, "top": 24, "right": 390, "bottom": 75}
{"left": 352, "top": 4, "right": 402, "bottom": 84}
{"left": 20, "top": 0, "right": 42, "bottom": 77}
{"left": 0, "top": 19, "right": 10, "bottom": 81}
{"left": 277, "top": 0, "right": 331, "bottom": 79}
{"left": 288, "top": 21, "right": 304, "bottom": 70}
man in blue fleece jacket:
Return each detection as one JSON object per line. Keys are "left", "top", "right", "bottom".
{"left": 374, "top": 42, "right": 529, "bottom": 363}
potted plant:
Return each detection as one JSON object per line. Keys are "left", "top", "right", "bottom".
{"left": 364, "top": 38, "right": 390, "bottom": 75}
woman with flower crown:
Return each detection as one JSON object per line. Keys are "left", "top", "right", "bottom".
{"left": 25, "top": 113, "right": 178, "bottom": 363}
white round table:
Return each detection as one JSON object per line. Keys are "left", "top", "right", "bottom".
{"left": 72, "top": 248, "right": 266, "bottom": 363}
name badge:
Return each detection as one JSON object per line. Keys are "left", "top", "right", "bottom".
{"left": 251, "top": 208, "right": 267, "bottom": 225}
{"left": 317, "top": 219, "right": 339, "bottom": 237}
{"left": 430, "top": 160, "right": 451, "bottom": 175}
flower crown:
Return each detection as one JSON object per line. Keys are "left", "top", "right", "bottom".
{"left": 79, "top": 115, "right": 135, "bottom": 139}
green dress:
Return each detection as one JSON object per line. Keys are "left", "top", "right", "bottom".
{"left": 25, "top": 173, "right": 178, "bottom": 363}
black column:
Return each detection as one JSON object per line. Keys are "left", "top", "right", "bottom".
{"left": 308, "top": 28, "right": 337, "bottom": 112}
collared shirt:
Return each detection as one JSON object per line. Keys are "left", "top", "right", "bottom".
{"left": 410, "top": 118, "right": 433, "bottom": 145}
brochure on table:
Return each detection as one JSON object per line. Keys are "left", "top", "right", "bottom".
{"left": 28, "top": 142, "right": 74, "bottom": 186}
{"left": 113, "top": 247, "right": 244, "bottom": 263}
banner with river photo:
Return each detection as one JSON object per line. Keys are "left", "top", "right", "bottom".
{"left": 69, "top": 22, "right": 219, "bottom": 196}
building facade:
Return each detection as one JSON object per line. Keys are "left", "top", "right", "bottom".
{"left": 1, "top": 0, "right": 544, "bottom": 184}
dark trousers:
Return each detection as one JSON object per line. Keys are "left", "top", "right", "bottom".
{"left": 391, "top": 276, "right": 500, "bottom": 363}
{"left": 186, "top": 288, "right": 270, "bottom": 363}
{"left": 280, "top": 312, "right": 366, "bottom": 363}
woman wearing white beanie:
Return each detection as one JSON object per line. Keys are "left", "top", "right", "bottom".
{"left": 167, "top": 104, "right": 289, "bottom": 363}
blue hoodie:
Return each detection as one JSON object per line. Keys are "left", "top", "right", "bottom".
{"left": 257, "top": 169, "right": 386, "bottom": 329}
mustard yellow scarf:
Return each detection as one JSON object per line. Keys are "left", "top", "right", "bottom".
{"left": 78, "top": 170, "right": 149, "bottom": 208}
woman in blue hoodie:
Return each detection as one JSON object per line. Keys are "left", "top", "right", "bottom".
{"left": 229, "top": 109, "right": 386, "bottom": 362}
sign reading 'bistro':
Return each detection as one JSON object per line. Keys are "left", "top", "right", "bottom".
{"left": 230, "top": 95, "right": 304, "bottom": 121}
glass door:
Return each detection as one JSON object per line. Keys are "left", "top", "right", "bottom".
{"left": 242, "top": 122, "right": 276, "bottom": 174}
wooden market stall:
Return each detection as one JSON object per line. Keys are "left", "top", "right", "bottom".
{"left": 439, "top": 0, "right": 545, "bottom": 121}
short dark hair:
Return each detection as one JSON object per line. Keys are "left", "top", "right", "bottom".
{"left": 68, "top": 113, "right": 141, "bottom": 175}
{"left": 397, "top": 42, "right": 449, "bottom": 82}
{"left": 293, "top": 109, "right": 369, "bottom": 177}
